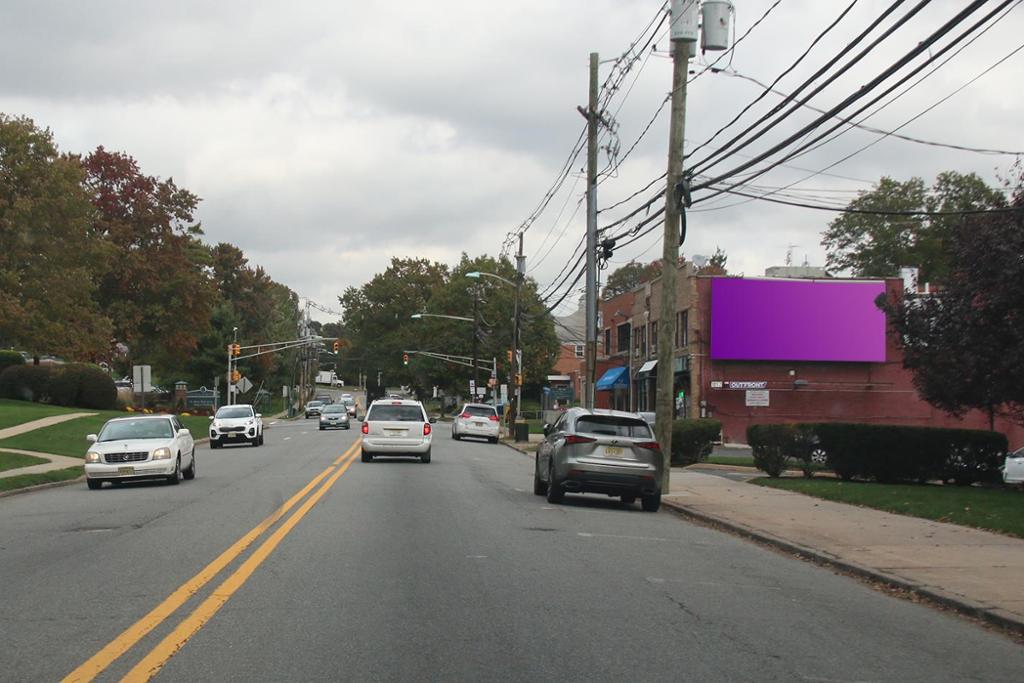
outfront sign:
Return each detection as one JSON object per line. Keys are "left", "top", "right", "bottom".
{"left": 727, "top": 381, "right": 767, "bottom": 390}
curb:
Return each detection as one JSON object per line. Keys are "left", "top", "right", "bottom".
{"left": 659, "top": 497, "right": 1024, "bottom": 638}
{"left": 499, "top": 440, "right": 534, "bottom": 458}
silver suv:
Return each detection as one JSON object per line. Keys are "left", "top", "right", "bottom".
{"left": 361, "top": 398, "right": 435, "bottom": 463}
{"left": 534, "top": 408, "right": 663, "bottom": 511}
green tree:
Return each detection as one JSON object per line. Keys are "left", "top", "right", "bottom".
{"left": 696, "top": 246, "right": 728, "bottom": 275}
{"left": 602, "top": 260, "right": 659, "bottom": 299}
{"left": 0, "top": 115, "right": 111, "bottom": 359}
{"left": 821, "top": 172, "right": 1003, "bottom": 283}
{"left": 880, "top": 172, "right": 1022, "bottom": 428}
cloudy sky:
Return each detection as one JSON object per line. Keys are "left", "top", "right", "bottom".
{"left": 3, "top": 1, "right": 1021, "bottom": 321}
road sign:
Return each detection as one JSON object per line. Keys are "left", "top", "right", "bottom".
{"left": 236, "top": 376, "right": 253, "bottom": 393}
{"left": 132, "top": 365, "right": 151, "bottom": 394}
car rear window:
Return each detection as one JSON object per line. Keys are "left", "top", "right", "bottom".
{"left": 322, "top": 405, "right": 346, "bottom": 413}
{"left": 575, "top": 416, "right": 652, "bottom": 439}
{"left": 463, "top": 406, "right": 496, "bottom": 417}
{"left": 367, "top": 405, "right": 425, "bottom": 422}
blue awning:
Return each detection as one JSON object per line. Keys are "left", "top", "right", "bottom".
{"left": 596, "top": 366, "right": 630, "bottom": 391}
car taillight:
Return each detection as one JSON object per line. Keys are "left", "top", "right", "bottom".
{"left": 460, "top": 412, "right": 471, "bottom": 419}
{"left": 564, "top": 434, "right": 596, "bottom": 445}
{"left": 361, "top": 422, "right": 368, "bottom": 434}
{"left": 635, "top": 441, "right": 661, "bottom": 450}
{"left": 488, "top": 415, "right": 499, "bottom": 422}
{"left": 423, "top": 423, "right": 431, "bottom": 436}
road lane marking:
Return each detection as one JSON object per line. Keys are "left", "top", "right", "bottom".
{"left": 122, "top": 443, "right": 361, "bottom": 681}
{"left": 63, "top": 440, "right": 361, "bottom": 683}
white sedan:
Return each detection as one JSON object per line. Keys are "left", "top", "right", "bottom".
{"left": 1003, "top": 446, "right": 1024, "bottom": 486}
{"left": 85, "top": 415, "right": 196, "bottom": 489}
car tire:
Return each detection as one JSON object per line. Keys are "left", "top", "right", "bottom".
{"left": 258, "top": 433, "right": 264, "bottom": 445}
{"left": 319, "top": 426, "right": 324, "bottom": 431}
{"left": 641, "top": 493, "right": 661, "bottom": 512}
{"left": 183, "top": 451, "right": 197, "bottom": 480}
{"left": 620, "top": 494, "right": 636, "bottom": 505}
{"left": 489, "top": 437, "right": 499, "bottom": 444}
{"left": 452, "top": 428, "right": 459, "bottom": 440}
{"left": 210, "top": 440, "right": 220, "bottom": 449}
{"left": 421, "top": 448, "right": 431, "bottom": 464}
{"left": 87, "top": 479, "right": 102, "bottom": 490}
{"left": 361, "top": 449, "right": 372, "bottom": 463}
{"left": 545, "top": 463, "right": 564, "bottom": 504}
{"left": 250, "top": 435, "right": 259, "bottom": 447}
{"left": 533, "top": 458, "right": 548, "bottom": 496}
{"left": 167, "top": 456, "right": 182, "bottom": 485}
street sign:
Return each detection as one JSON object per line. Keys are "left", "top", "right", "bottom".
{"left": 132, "top": 365, "right": 151, "bottom": 394}
{"left": 745, "top": 389, "right": 770, "bottom": 407}
{"left": 236, "top": 376, "right": 253, "bottom": 393}
{"left": 500, "top": 384, "right": 508, "bottom": 403}
{"left": 469, "top": 380, "right": 476, "bottom": 393}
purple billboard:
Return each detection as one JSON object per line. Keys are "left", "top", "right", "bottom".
{"left": 710, "top": 278, "right": 887, "bottom": 362}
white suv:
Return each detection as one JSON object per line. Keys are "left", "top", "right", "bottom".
{"left": 361, "top": 398, "right": 435, "bottom": 463}
{"left": 209, "top": 404, "right": 264, "bottom": 448}
{"left": 452, "top": 403, "right": 500, "bottom": 443}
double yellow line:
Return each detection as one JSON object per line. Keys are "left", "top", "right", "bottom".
{"left": 64, "top": 440, "right": 362, "bottom": 682}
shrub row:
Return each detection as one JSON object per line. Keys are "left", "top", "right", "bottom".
{"left": 0, "top": 363, "right": 117, "bottom": 410}
{"left": 670, "top": 419, "right": 721, "bottom": 466}
{"left": 747, "top": 422, "right": 1007, "bottom": 484}
{"left": 0, "top": 350, "right": 25, "bottom": 376}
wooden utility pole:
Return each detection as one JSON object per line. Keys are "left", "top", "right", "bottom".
{"left": 655, "top": 35, "right": 691, "bottom": 494}
{"left": 583, "top": 51, "right": 599, "bottom": 410}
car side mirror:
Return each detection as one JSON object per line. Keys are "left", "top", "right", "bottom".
{"left": 86, "top": 434, "right": 97, "bottom": 443}
{"left": 208, "top": 416, "right": 215, "bottom": 421}
{"left": 255, "top": 413, "right": 262, "bottom": 418}
{"left": 178, "top": 428, "right": 191, "bottom": 437}
{"left": 542, "top": 424, "right": 551, "bottom": 436}
{"left": 429, "top": 417, "right": 437, "bottom": 424}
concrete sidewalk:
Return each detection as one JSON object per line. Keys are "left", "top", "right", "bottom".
{"left": 0, "top": 412, "right": 97, "bottom": 440}
{"left": 0, "top": 448, "right": 82, "bottom": 479}
{"left": 663, "top": 468, "right": 1024, "bottom": 634}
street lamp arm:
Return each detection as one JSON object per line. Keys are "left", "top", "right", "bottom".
{"left": 466, "top": 271, "right": 517, "bottom": 288}
{"left": 410, "top": 312, "right": 475, "bottom": 323}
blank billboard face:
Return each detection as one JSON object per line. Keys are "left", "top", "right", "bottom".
{"left": 710, "top": 278, "right": 887, "bottom": 362}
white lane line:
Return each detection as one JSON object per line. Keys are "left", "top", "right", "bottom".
{"left": 270, "top": 421, "right": 278, "bottom": 425}
{"left": 283, "top": 437, "right": 292, "bottom": 441}
{"left": 578, "top": 532, "right": 680, "bottom": 543}
{"left": 466, "top": 555, "right": 488, "bottom": 559}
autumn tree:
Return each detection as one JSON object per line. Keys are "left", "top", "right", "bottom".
{"left": 0, "top": 115, "right": 111, "bottom": 359}
{"left": 602, "top": 260, "right": 660, "bottom": 299}
{"left": 696, "top": 246, "right": 728, "bottom": 275}
{"left": 83, "top": 147, "right": 215, "bottom": 369}
{"left": 881, "top": 172, "right": 1023, "bottom": 428}
{"left": 821, "top": 171, "right": 1003, "bottom": 283}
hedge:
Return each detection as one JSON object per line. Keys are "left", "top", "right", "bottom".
{"left": 0, "top": 350, "right": 25, "bottom": 376}
{"left": 0, "top": 363, "right": 116, "bottom": 410}
{"left": 748, "top": 422, "right": 1007, "bottom": 485}
{"left": 671, "top": 419, "right": 721, "bottom": 466}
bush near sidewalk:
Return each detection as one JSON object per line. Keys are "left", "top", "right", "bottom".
{"left": 746, "top": 422, "right": 1007, "bottom": 484}
{"left": 670, "top": 419, "right": 721, "bottom": 466}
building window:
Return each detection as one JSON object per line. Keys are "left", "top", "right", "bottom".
{"left": 603, "top": 329, "right": 611, "bottom": 356}
{"left": 650, "top": 321, "right": 658, "bottom": 351}
{"left": 574, "top": 344, "right": 584, "bottom": 358}
{"left": 675, "top": 309, "right": 689, "bottom": 348}
{"left": 617, "top": 323, "right": 630, "bottom": 354}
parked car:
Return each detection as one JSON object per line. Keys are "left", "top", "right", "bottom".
{"left": 452, "top": 403, "right": 500, "bottom": 443}
{"left": 1003, "top": 446, "right": 1024, "bottom": 486}
{"left": 360, "top": 398, "right": 435, "bottom": 463}
{"left": 84, "top": 415, "right": 196, "bottom": 489}
{"left": 305, "top": 400, "right": 325, "bottom": 418}
{"left": 534, "top": 408, "right": 663, "bottom": 511}
{"left": 209, "top": 404, "right": 264, "bottom": 448}
{"left": 319, "top": 404, "right": 351, "bottom": 430}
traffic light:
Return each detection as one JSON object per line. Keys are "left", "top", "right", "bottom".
{"left": 403, "top": 353, "right": 409, "bottom": 366}
{"left": 506, "top": 349, "right": 513, "bottom": 363}
{"left": 231, "top": 370, "right": 241, "bottom": 383}
{"left": 231, "top": 343, "right": 241, "bottom": 356}
{"left": 515, "top": 373, "right": 523, "bottom": 386}
{"left": 333, "top": 340, "right": 340, "bottom": 353}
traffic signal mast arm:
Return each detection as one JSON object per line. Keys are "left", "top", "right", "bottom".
{"left": 404, "top": 350, "right": 493, "bottom": 373}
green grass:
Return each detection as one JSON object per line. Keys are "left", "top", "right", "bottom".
{"left": 526, "top": 418, "right": 546, "bottom": 434}
{"left": 0, "top": 466, "right": 83, "bottom": 493}
{"left": 753, "top": 477, "right": 1024, "bottom": 539}
{"left": 0, "top": 450, "right": 49, "bottom": 472}
{"left": 0, "top": 404, "right": 213, "bottom": 458}
{"left": 0, "top": 398, "right": 88, "bottom": 430}
{"left": 706, "top": 456, "right": 757, "bottom": 468}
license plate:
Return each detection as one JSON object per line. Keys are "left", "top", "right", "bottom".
{"left": 604, "top": 446, "right": 623, "bottom": 457}
{"left": 474, "top": 421, "right": 485, "bottom": 427}
{"left": 385, "top": 429, "right": 407, "bottom": 435}
{"left": 117, "top": 466, "right": 135, "bottom": 475}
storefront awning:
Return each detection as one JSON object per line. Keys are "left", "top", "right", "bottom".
{"left": 635, "top": 360, "right": 658, "bottom": 377}
{"left": 596, "top": 366, "right": 630, "bottom": 391}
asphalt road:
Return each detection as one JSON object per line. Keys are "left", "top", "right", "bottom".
{"left": 1, "top": 419, "right": 1022, "bottom": 682}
